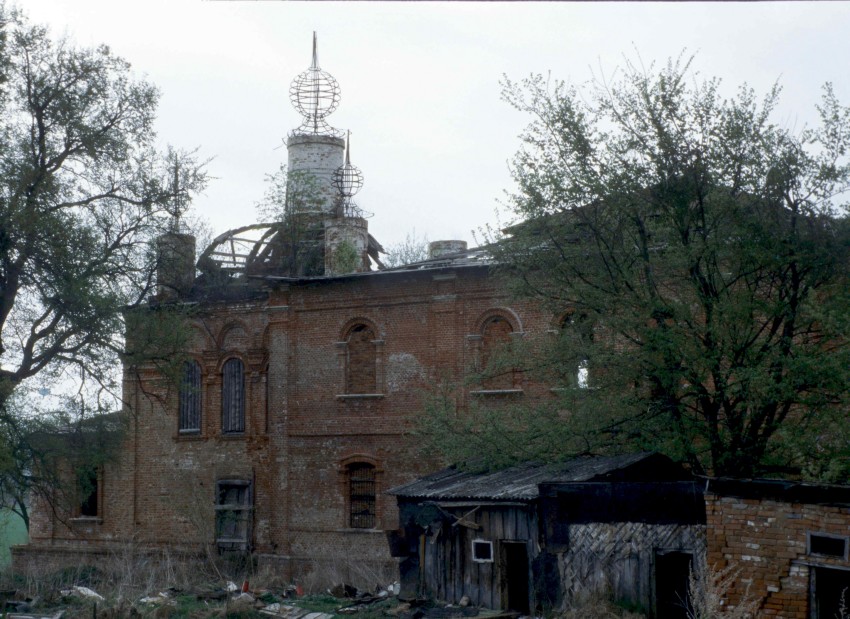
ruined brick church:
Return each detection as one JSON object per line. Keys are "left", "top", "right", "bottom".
{"left": 16, "top": 35, "right": 553, "bottom": 584}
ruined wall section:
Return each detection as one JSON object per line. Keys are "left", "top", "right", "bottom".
{"left": 706, "top": 493, "right": 850, "bottom": 618}
{"left": 287, "top": 135, "right": 344, "bottom": 216}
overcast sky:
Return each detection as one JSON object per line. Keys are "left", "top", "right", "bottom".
{"left": 24, "top": 0, "right": 850, "bottom": 252}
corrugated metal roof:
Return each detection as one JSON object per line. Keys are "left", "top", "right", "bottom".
{"left": 388, "top": 452, "right": 656, "bottom": 501}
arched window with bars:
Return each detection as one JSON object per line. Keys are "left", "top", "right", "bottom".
{"left": 222, "top": 358, "right": 245, "bottom": 434}
{"left": 179, "top": 359, "right": 202, "bottom": 433}
{"left": 347, "top": 462, "right": 376, "bottom": 529}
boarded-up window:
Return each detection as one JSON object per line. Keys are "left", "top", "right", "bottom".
{"left": 222, "top": 358, "right": 245, "bottom": 433}
{"left": 179, "top": 360, "right": 202, "bottom": 433}
{"left": 215, "top": 480, "right": 252, "bottom": 551}
{"left": 481, "top": 316, "right": 514, "bottom": 390}
{"left": 346, "top": 325, "right": 377, "bottom": 394}
{"left": 348, "top": 463, "right": 376, "bottom": 529}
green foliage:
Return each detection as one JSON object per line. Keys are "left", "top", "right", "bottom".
{"left": 382, "top": 229, "right": 430, "bottom": 268}
{"left": 0, "top": 4, "right": 207, "bottom": 523}
{"left": 0, "top": 4, "right": 207, "bottom": 401}
{"left": 418, "top": 378, "right": 597, "bottom": 472}
{"left": 255, "top": 165, "right": 326, "bottom": 276}
{"left": 331, "top": 239, "right": 360, "bottom": 274}
{"left": 425, "top": 54, "right": 850, "bottom": 477}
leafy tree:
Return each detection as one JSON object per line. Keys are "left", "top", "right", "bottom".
{"left": 382, "top": 229, "right": 430, "bottom": 267}
{"left": 253, "top": 165, "right": 327, "bottom": 276}
{"left": 0, "top": 5, "right": 207, "bottom": 522}
{"left": 425, "top": 56, "right": 850, "bottom": 478}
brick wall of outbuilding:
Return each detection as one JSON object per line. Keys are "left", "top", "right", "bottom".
{"left": 706, "top": 489, "right": 850, "bottom": 618}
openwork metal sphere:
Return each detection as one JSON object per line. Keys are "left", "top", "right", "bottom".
{"left": 333, "top": 163, "right": 364, "bottom": 198}
{"left": 289, "top": 68, "right": 341, "bottom": 120}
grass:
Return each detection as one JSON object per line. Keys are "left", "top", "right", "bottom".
{"left": 297, "top": 594, "right": 348, "bottom": 613}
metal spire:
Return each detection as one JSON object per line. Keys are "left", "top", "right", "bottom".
{"left": 289, "top": 32, "right": 342, "bottom": 137}
{"left": 345, "top": 130, "right": 351, "bottom": 165}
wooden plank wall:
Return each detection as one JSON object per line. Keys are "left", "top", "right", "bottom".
{"left": 557, "top": 522, "right": 706, "bottom": 611}
{"left": 423, "top": 505, "right": 538, "bottom": 608}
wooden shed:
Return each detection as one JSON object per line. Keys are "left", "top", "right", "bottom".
{"left": 388, "top": 453, "right": 705, "bottom": 616}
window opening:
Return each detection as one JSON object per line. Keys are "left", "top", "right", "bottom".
{"left": 222, "top": 358, "right": 245, "bottom": 433}
{"left": 179, "top": 360, "right": 202, "bottom": 433}
{"left": 215, "top": 480, "right": 252, "bottom": 551}
{"left": 472, "top": 539, "right": 494, "bottom": 562}
{"left": 576, "top": 359, "right": 590, "bottom": 389}
{"left": 809, "top": 533, "right": 848, "bottom": 558}
{"left": 348, "top": 463, "right": 376, "bottom": 529}
{"left": 560, "top": 311, "right": 593, "bottom": 389}
{"left": 346, "top": 325, "right": 377, "bottom": 394}
{"left": 76, "top": 466, "right": 100, "bottom": 518}
{"left": 481, "top": 316, "right": 514, "bottom": 390}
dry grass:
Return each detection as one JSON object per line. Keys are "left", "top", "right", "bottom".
{"left": 558, "top": 591, "right": 646, "bottom": 618}
{"left": 687, "top": 561, "right": 759, "bottom": 619}
{"left": 1, "top": 543, "right": 283, "bottom": 618}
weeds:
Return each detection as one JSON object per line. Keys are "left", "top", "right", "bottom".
{"left": 687, "top": 561, "right": 759, "bottom": 619}
{"left": 559, "top": 591, "right": 646, "bottom": 618}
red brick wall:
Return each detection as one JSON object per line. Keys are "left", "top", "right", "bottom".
{"left": 19, "top": 266, "right": 554, "bottom": 588}
{"left": 706, "top": 493, "right": 850, "bottom": 618}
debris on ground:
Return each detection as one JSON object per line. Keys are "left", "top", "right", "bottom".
{"left": 6, "top": 612, "right": 65, "bottom": 619}
{"left": 386, "top": 602, "right": 412, "bottom": 617}
{"left": 138, "top": 591, "right": 173, "bottom": 605}
{"left": 59, "top": 585, "right": 105, "bottom": 602}
{"left": 8, "top": 576, "right": 408, "bottom": 618}
{"left": 5, "top": 599, "right": 35, "bottom": 613}
{"left": 196, "top": 587, "right": 229, "bottom": 601}
{"left": 328, "top": 583, "right": 359, "bottom": 599}
{"left": 258, "top": 603, "right": 334, "bottom": 619}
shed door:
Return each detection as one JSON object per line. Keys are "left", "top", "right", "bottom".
{"left": 500, "top": 541, "right": 530, "bottom": 614}
{"left": 812, "top": 567, "right": 850, "bottom": 619}
{"left": 655, "top": 551, "right": 691, "bottom": 619}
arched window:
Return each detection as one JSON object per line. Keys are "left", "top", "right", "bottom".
{"left": 347, "top": 463, "right": 376, "bottom": 529}
{"left": 179, "top": 360, "right": 202, "bottom": 433}
{"left": 222, "top": 358, "right": 245, "bottom": 433}
{"left": 346, "top": 325, "right": 377, "bottom": 394}
{"left": 560, "top": 311, "right": 592, "bottom": 389}
{"left": 481, "top": 316, "right": 515, "bottom": 390}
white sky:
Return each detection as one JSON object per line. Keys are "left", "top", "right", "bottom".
{"left": 23, "top": 0, "right": 850, "bottom": 252}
